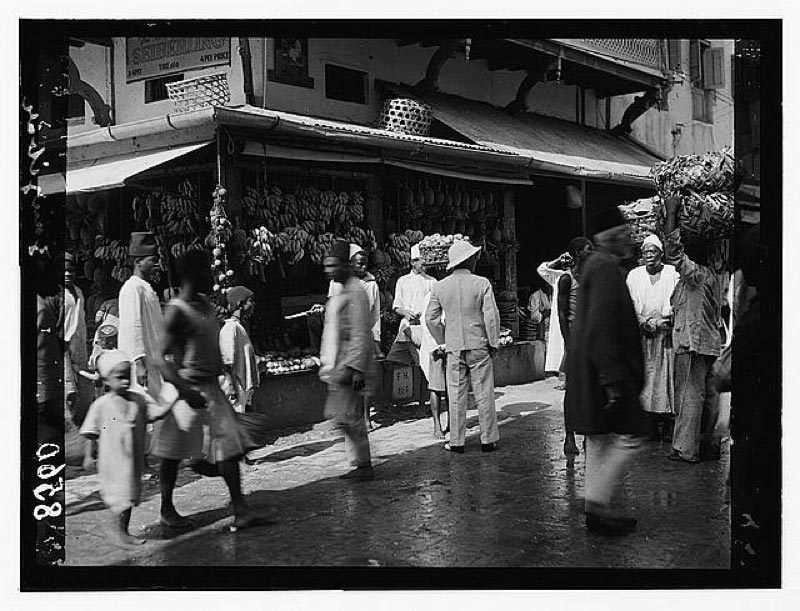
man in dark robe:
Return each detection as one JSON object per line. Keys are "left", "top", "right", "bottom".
{"left": 564, "top": 206, "right": 647, "bottom": 536}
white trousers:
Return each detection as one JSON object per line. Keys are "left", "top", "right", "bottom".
{"left": 584, "top": 434, "right": 642, "bottom": 509}
{"left": 446, "top": 348, "right": 500, "bottom": 447}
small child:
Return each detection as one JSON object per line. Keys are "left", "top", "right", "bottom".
{"left": 80, "top": 349, "right": 172, "bottom": 549}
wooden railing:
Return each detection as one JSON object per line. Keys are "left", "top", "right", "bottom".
{"left": 559, "top": 39, "right": 666, "bottom": 71}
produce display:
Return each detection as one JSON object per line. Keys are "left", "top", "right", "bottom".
{"left": 650, "top": 147, "right": 737, "bottom": 242}
{"left": 397, "top": 179, "right": 498, "bottom": 238}
{"left": 258, "top": 353, "right": 321, "bottom": 376}
{"left": 499, "top": 327, "right": 514, "bottom": 347}
{"left": 239, "top": 185, "right": 377, "bottom": 268}
{"left": 418, "top": 233, "right": 472, "bottom": 266}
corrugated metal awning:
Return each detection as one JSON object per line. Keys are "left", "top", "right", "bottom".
{"left": 397, "top": 88, "right": 661, "bottom": 187}
{"left": 64, "top": 141, "right": 212, "bottom": 194}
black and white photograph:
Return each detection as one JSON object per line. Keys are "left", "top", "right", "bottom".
{"left": 12, "top": 10, "right": 786, "bottom": 599}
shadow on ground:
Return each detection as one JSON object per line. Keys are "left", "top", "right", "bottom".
{"left": 69, "top": 409, "right": 731, "bottom": 572}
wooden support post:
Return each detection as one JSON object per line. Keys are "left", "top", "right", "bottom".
{"left": 502, "top": 188, "right": 517, "bottom": 293}
{"left": 580, "top": 179, "right": 588, "bottom": 237}
{"left": 502, "top": 188, "right": 519, "bottom": 338}
{"left": 366, "top": 172, "right": 385, "bottom": 246}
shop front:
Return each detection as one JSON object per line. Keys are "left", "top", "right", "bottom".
{"left": 61, "top": 102, "right": 544, "bottom": 428}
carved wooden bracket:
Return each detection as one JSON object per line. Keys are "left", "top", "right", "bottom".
{"left": 68, "top": 57, "right": 113, "bottom": 127}
{"left": 610, "top": 88, "right": 660, "bottom": 136}
{"left": 504, "top": 58, "right": 550, "bottom": 114}
{"left": 414, "top": 40, "right": 460, "bottom": 93}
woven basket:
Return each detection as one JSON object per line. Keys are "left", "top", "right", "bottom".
{"left": 651, "top": 192, "right": 734, "bottom": 243}
{"left": 378, "top": 98, "right": 433, "bottom": 136}
{"left": 620, "top": 199, "right": 660, "bottom": 244}
{"left": 166, "top": 73, "right": 231, "bottom": 113}
{"left": 419, "top": 244, "right": 449, "bottom": 266}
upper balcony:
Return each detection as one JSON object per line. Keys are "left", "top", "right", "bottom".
{"left": 552, "top": 39, "right": 666, "bottom": 73}
{"left": 400, "top": 38, "right": 670, "bottom": 99}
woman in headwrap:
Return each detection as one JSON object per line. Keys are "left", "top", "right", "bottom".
{"left": 219, "top": 286, "right": 259, "bottom": 414}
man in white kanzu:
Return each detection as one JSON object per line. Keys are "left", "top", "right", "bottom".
{"left": 118, "top": 232, "right": 163, "bottom": 400}
{"left": 426, "top": 240, "right": 501, "bottom": 453}
{"left": 386, "top": 244, "right": 437, "bottom": 367}
{"left": 117, "top": 232, "right": 163, "bottom": 479}
{"left": 626, "top": 234, "right": 680, "bottom": 440}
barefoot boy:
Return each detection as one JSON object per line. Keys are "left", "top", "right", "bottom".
{"left": 80, "top": 350, "right": 172, "bottom": 548}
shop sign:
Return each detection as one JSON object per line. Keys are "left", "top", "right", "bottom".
{"left": 392, "top": 366, "right": 414, "bottom": 401}
{"left": 126, "top": 37, "right": 231, "bottom": 83}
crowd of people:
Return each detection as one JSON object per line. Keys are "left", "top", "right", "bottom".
{"left": 35, "top": 194, "right": 758, "bottom": 549}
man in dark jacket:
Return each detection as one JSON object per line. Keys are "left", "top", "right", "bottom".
{"left": 564, "top": 206, "right": 647, "bottom": 536}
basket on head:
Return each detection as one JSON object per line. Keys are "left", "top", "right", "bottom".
{"left": 166, "top": 73, "right": 231, "bottom": 113}
{"left": 378, "top": 98, "right": 433, "bottom": 136}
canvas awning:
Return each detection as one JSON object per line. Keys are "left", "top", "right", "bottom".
{"left": 61, "top": 141, "right": 212, "bottom": 194}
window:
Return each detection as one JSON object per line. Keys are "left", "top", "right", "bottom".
{"left": 324, "top": 64, "right": 368, "bottom": 104}
{"left": 688, "top": 40, "right": 723, "bottom": 123}
{"left": 144, "top": 74, "right": 184, "bottom": 104}
{"left": 67, "top": 93, "right": 85, "bottom": 119}
{"left": 667, "top": 39, "right": 682, "bottom": 73}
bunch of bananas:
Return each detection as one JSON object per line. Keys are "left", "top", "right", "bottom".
{"left": 160, "top": 191, "right": 201, "bottom": 237}
{"left": 346, "top": 226, "right": 368, "bottom": 250}
{"left": 94, "top": 236, "right": 128, "bottom": 263}
{"left": 386, "top": 233, "right": 412, "bottom": 269}
{"left": 273, "top": 225, "right": 310, "bottom": 266}
{"left": 373, "top": 263, "right": 397, "bottom": 289}
{"left": 111, "top": 264, "right": 133, "bottom": 284}
{"left": 308, "top": 232, "right": 336, "bottom": 265}
{"left": 248, "top": 226, "right": 275, "bottom": 264}
{"left": 403, "top": 229, "right": 424, "bottom": 245}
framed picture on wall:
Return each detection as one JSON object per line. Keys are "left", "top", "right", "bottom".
{"left": 268, "top": 38, "right": 315, "bottom": 88}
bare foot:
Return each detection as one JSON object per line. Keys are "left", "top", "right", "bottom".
{"left": 108, "top": 528, "right": 147, "bottom": 549}
{"left": 564, "top": 438, "right": 580, "bottom": 456}
{"left": 433, "top": 429, "right": 445, "bottom": 440}
{"left": 229, "top": 511, "right": 277, "bottom": 532}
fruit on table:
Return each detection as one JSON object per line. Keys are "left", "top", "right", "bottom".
{"left": 259, "top": 353, "right": 321, "bottom": 375}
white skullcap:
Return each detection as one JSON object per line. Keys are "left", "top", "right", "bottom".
{"left": 349, "top": 244, "right": 364, "bottom": 259}
{"left": 410, "top": 244, "right": 421, "bottom": 260}
{"left": 642, "top": 234, "right": 663, "bottom": 252}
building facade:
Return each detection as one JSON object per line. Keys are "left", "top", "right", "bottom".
{"left": 68, "top": 36, "right": 734, "bottom": 159}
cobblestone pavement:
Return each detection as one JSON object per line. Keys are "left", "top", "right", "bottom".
{"left": 65, "top": 378, "right": 730, "bottom": 568}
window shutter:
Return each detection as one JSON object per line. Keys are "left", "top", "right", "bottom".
{"left": 703, "top": 47, "right": 725, "bottom": 89}
{"left": 668, "top": 39, "right": 682, "bottom": 72}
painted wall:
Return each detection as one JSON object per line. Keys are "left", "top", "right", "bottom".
{"left": 68, "top": 42, "right": 112, "bottom": 133}
{"left": 69, "top": 38, "right": 247, "bottom": 135}
{"left": 609, "top": 39, "right": 735, "bottom": 158}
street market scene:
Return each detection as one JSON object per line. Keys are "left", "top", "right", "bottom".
{"left": 26, "top": 33, "right": 769, "bottom": 575}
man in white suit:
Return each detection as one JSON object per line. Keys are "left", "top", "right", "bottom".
{"left": 425, "top": 240, "right": 501, "bottom": 453}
